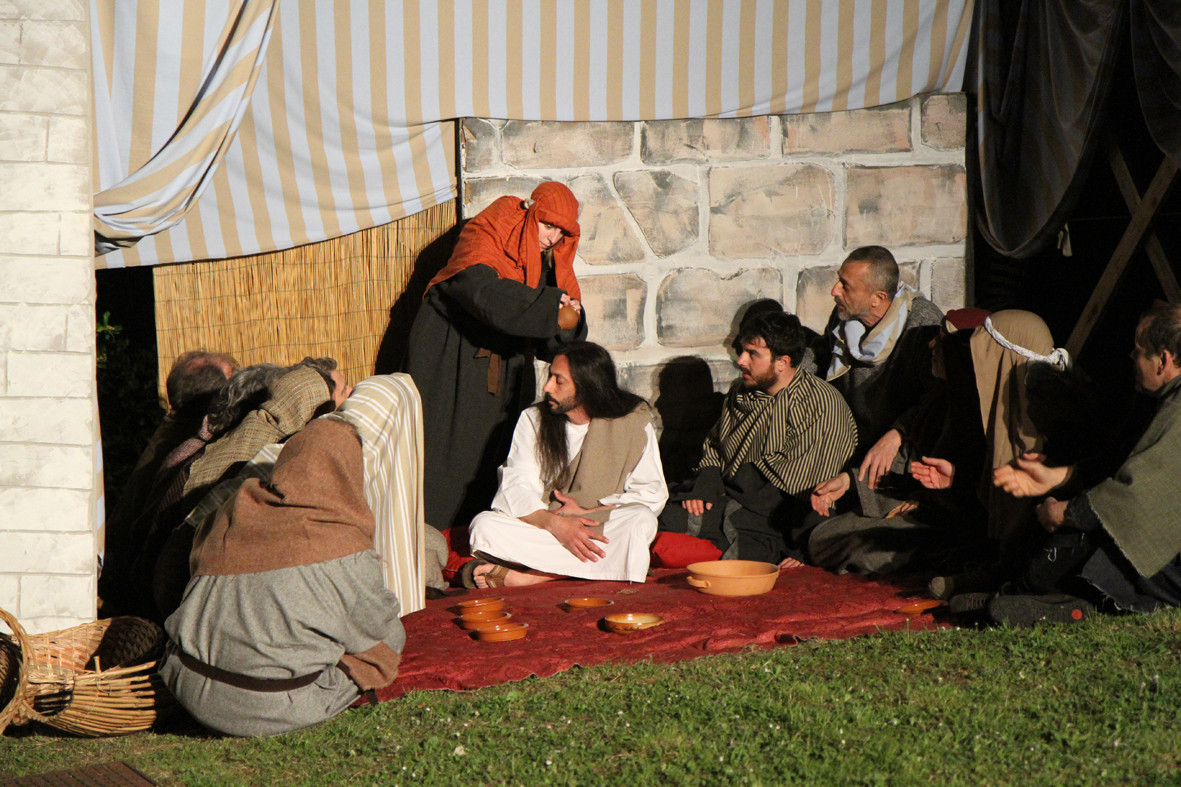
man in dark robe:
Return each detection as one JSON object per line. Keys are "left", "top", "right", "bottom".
{"left": 985, "top": 303, "right": 1181, "bottom": 624}
{"left": 811, "top": 245, "right": 943, "bottom": 493}
{"left": 405, "top": 181, "right": 587, "bottom": 563}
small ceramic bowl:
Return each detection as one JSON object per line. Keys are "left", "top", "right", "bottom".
{"left": 565, "top": 597, "right": 614, "bottom": 610}
{"left": 458, "top": 612, "right": 512, "bottom": 630}
{"left": 460, "top": 606, "right": 511, "bottom": 623}
{"left": 456, "top": 597, "right": 506, "bottom": 614}
{"left": 473, "top": 622, "right": 529, "bottom": 642}
{"left": 603, "top": 613, "right": 665, "bottom": 633}
{"left": 894, "top": 600, "right": 947, "bottom": 618}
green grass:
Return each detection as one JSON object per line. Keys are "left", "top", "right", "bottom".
{"left": 4, "top": 610, "right": 1180, "bottom": 785}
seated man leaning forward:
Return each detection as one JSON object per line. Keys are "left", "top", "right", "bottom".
{"left": 465, "top": 341, "right": 668, "bottom": 588}
{"left": 658, "top": 310, "right": 858, "bottom": 564}
{"left": 985, "top": 303, "right": 1181, "bottom": 623}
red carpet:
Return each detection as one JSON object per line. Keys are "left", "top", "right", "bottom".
{"left": 378, "top": 566, "right": 943, "bottom": 700}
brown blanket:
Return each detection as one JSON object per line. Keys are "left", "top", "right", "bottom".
{"left": 191, "top": 417, "right": 374, "bottom": 577}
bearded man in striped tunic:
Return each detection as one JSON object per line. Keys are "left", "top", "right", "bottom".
{"left": 658, "top": 310, "right": 857, "bottom": 565}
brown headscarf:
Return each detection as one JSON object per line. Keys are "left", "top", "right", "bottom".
{"left": 969, "top": 310, "right": 1061, "bottom": 470}
{"left": 190, "top": 418, "right": 375, "bottom": 577}
{"left": 968, "top": 310, "right": 1066, "bottom": 546}
{"left": 427, "top": 181, "right": 581, "bottom": 299}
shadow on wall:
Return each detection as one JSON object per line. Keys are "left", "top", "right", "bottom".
{"left": 654, "top": 357, "right": 724, "bottom": 486}
{"left": 374, "top": 223, "right": 463, "bottom": 374}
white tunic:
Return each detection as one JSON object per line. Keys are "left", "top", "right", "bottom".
{"left": 469, "top": 408, "right": 668, "bottom": 582}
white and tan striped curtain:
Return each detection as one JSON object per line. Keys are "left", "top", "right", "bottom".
{"left": 93, "top": 0, "right": 974, "bottom": 269}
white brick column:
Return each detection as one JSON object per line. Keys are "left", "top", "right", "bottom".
{"left": 0, "top": 0, "right": 98, "bottom": 632}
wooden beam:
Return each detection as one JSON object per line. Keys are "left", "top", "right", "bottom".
{"left": 1066, "top": 156, "right": 1179, "bottom": 356}
{"left": 1105, "top": 139, "right": 1181, "bottom": 301}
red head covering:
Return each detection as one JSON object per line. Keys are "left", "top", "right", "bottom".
{"left": 427, "top": 181, "right": 581, "bottom": 299}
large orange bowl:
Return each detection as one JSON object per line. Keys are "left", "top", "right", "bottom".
{"left": 685, "top": 560, "right": 778, "bottom": 597}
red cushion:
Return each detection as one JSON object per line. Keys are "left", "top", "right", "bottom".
{"left": 440, "top": 527, "right": 473, "bottom": 582}
{"left": 649, "top": 531, "right": 722, "bottom": 568}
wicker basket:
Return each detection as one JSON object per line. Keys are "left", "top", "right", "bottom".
{"left": 0, "top": 608, "right": 175, "bottom": 737}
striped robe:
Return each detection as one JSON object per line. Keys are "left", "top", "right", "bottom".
{"left": 661, "top": 369, "right": 857, "bottom": 562}
{"left": 700, "top": 369, "right": 857, "bottom": 497}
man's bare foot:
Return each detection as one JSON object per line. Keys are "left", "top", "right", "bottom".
{"left": 472, "top": 563, "right": 563, "bottom": 588}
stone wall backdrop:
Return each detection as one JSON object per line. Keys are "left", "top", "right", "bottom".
{"left": 0, "top": 0, "right": 99, "bottom": 632}
{"left": 460, "top": 94, "right": 968, "bottom": 418}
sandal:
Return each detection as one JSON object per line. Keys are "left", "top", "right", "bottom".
{"left": 457, "top": 558, "right": 488, "bottom": 589}
{"left": 479, "top": 563, "right": 510, "bottom": 588}
{"left": 457, "top": 558, "right": 512, "bottom": 589}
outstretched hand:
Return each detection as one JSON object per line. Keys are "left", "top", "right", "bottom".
{"left": 993, "top": 453, "right": 1073, "bottom": 498}
{"left": 910, "top": 456, "right": 955, "bottom": 490}
{"left": 858, "top": 428, "right": 902, "bottom": 489}
{"left": 811, "top": 473, "right": 851, "bottom": 516}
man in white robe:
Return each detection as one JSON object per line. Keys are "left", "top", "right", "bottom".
{"left": 466, "top": 342, "right": 668, "bottom": 587}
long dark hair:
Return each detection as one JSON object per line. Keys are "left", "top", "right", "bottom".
{"left": 535, "top": 342, "right": 646, "bottom": 488}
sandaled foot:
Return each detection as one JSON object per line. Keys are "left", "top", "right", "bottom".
{"left": 473, "top": 563, "right": 510, "bottom": 589}
{"left": 457, "top": 558, "right": 489, "bottom": 589}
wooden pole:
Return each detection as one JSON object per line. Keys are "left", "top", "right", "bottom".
{"left": 1066, "top": 156, "right": 1178, "bottom": 356}
{"left": 1104, "top": 138, "right": 1181, "bottom": 302}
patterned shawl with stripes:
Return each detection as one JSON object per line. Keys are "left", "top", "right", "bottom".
{"left": 699, "top": 369, "right": 857, "bottom": 498}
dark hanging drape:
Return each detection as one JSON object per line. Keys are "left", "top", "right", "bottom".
{"left": 971, "top": 0, "right": 1181, "bottom": 259}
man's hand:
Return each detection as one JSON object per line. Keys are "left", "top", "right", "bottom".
{"left": 910, "top": 456, "right": 955, "bottom": 490}
{"left": 551, "top": 490, "right": 614, "bottom": 517}
{"left": 329, "top": 370, "right": 353, "bottom": 409}
{"left": 858, "top": 428, "right": 903, "bottom": 489}
{"left": 559, "top": 293, "right": 583, "bottom": 313}
{"left": 682, "top": 499, "right": 713, "bottom": 517}
{"left": 1036, "top": 496, "right": 1069, "bottom": 533}
{"left": 811, "top": 473, "right": 851, "bottom": 516}
{"left": 524, "top": 509, "right": 608, "bottom": 562}
{"left": 993, "top": 453, "right": 1074, "bottom": 498}
{"left": 778, "top": 557, "right": 804, "bottom": 569}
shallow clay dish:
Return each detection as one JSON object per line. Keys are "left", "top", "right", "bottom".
{"left": 458, "top": 612, "right": 512, "bottom": 630}
{"left": 473, "top": 622, "right": 529, "bottom": 642}
{"left": 456, "top": 596, "right": 506, "bottom": 614}
{"left": 603, "top": 613, "right": 665, "bottom": 633}
{"left": 685, "top": 560, "right": 778, "bottom": 597}
{"left": 895, "top": 599, "right": 947, "bottom": 618}
{"left": 565, "top": 597, "right": 614, "bottom": 609}
{"left": 460, "top": 607, "right": 511, "bottom": 622}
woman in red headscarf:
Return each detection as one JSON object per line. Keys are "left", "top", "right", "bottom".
{"left": 405, "top": 182, "right": 587, "bottom": 559}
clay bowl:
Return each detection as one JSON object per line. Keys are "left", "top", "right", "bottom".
{"left": 460, "top": 606, "right": 511, "bottom": 623}
{"left": 685, "top": 560, "right": 779, "bottom": 597}
{"left": 565, "top": 597, "right": 614, "bottom": 610}
{"left": 458, "top": 612, "right": 512, "bottom": 630}
{"left": 473, "top": 622, "right": 529, "bottom": 642}
{"left": 895, "top": 599, "right": 947, "bottom": 618}
{"left": 603, "top": 613, "right": 665, "bottom": 633}
{"left": 456, "top": 597, "right": 506, "bottom": 614}
{"left": 558, "top": 304, "right": 580, "bottom": 330}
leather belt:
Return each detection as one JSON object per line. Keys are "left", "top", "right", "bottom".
{"left": 176, "top": 649, "right": 324, "bottom": 692}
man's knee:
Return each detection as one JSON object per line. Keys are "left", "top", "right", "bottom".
{"left": 467, "top": 511, "right": 503, "bottom": 541}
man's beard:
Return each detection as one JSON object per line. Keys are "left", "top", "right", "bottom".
{"left": 545, "top": 393, "right": 581, "bottom": 415}
{"left": 739, "top": 367, "right": 777, "bottom": 392}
